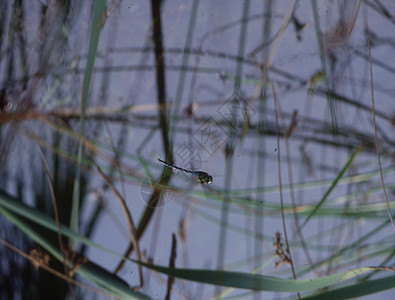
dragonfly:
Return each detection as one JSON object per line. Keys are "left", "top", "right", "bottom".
{"left": 157, "top": 158, "right": 213, "bottom": 184}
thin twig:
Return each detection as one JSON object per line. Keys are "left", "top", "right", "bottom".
{"left": 165, "top": 233, "right": 177, "bottom": 300}
{"left": 88, "top": 150, "right": 144, "bottom": 287}
{"left": 31, "top": 130, "right": 64, "bottom": 255}
{"left": 32, "top": 130, "right": 75, "bottom": 297}
{"left": 250, "top": 0, "right": 295, "bottom": 105}
{"left": 346, "top": 0, "right": 363, "bottom": 44}
{"left": 366, "top": 23, "right": 395, "bottom": 231}
{"left": 277, "top": 103, "right": 316, "bottom": 274}
{"left": 0, "top": 238, "right": 111, "bottom": 298}
{"left": 271, "top": 79, "right": 300, "bottom": 300}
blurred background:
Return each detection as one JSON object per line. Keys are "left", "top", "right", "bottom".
{"left": 0, "top": 0, "right": 394, "bottom": 299}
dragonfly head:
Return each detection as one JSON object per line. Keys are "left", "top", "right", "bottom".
{"left": 198, "top": 174, "right": 213, "bottom": 184}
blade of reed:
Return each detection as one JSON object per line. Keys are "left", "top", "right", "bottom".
{"left": 0, "top": 195, "right": 149, "bottom": 299}
{"left": 70, "top": 0, "right": 106, "bottom": 249}
{"left": 297, "top": 144, "right": 363, "bottom": 233}
{"left": 303, "top": 274, "right": 395, "bottom": 300}
{"left": 0, "top": 189, "right": 121, "bottom": 257}
{"left": 311, "top": 0, "right": 338, "bottom": 132}
{"left": 136, "top": 260, "right": 379, "bottom": 293}
{"left": 1, "top": 189, "right": 389, "bottom": 295}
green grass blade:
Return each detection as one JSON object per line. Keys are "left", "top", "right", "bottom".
{"left": 298, "top": 144, "right": 363, "bottom": 232}
{"left": 1, "top": 189, "right": 391, "bottom": 295}
{"left": 303, "top": 275, "right": 395, "bottom": 299}
{"left": 0, "top": 189, "right": 123, "bottom": 258}
{"left": 70, "top": 0, "right": 107, "bottom": 249}
{"left": 137, "top": 261, "right": 378, "bottom": 292}
{"left": 172, "top": 0, "right": 199, "bottom": 129}
{"left": 0, "top": 192, "right": 150, "bottom": 299}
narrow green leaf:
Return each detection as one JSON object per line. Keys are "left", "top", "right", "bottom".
{"left": 0, "top": 190, "right": 121, "bottom": 258}
{"left": 303, "top": 274, "right": 395, "bottom": 299}
{"left": 137, "top": 261, "right": 375, "bottom": 292}
{"left": 70, "top": 0, "right": 107, "bottom": 249}
{"left": 0, "top": 195, "right": 150, "bottom": 299}
{"left": 298, "top": 144, "right": 363, "bottom": 232}
{"left": 1, "top": 189, "right": 390, "bottom": 295}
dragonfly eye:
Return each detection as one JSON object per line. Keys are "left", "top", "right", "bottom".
{"left": 198, "top": 175, "right": 212, "bottom": 184}
{"left": 202, "top": 175, "right": 213, "bottom": 184}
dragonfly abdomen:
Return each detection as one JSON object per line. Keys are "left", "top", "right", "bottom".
{"left": 157, "top": 158, "right": 212, "bottom": 184}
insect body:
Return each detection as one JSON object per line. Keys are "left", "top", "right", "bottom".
{"left": 157, "top": 158, "right": 213, "bottom": 184}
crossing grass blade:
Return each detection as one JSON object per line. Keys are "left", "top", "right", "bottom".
{"left": 297, "top": 144, "right": 363, "bottom": 233}
{"left": 302, "top": 274, "right": 395, "bottom": 300}
{"left": 0, "top": 192, "right": 149, "bottom": 299}
{"left": 70, "top": 0, "right": 107, "bottom": 249}
{"left": 1, "top": 189, "right": 393, "bottom": 297}
{"left": 136, "top": 261, "right": 376, "bottom": 292}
